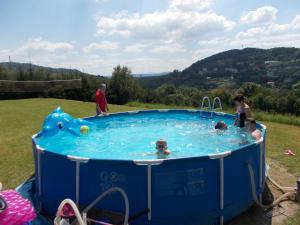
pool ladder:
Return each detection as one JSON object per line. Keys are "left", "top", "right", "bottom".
{"left": 200, "top": 96, "right": 223, "bottom": 118}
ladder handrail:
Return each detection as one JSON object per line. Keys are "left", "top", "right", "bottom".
{"left": 54, "top": 187, "right": 129, "bottom": 225}
{"left": 201, "top": 96, "right": 211, "bottom": 111}
{"left": 212, "top": 97, "right": 223, "bottom": 112}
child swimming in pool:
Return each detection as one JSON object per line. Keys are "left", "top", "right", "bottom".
{"left": 215, "top": 121, "right": 227, "bottom": 130}
{"left": 156, "top": 139, "right": 171, "bottom": 155}
{"left": 245, "top": 118, "right": 262, "bottom": 141}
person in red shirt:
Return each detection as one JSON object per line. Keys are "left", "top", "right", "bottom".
{"left": 95, "top": 83, "right": 109, "bottom": 115}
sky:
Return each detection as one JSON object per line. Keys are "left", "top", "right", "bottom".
{"left": 0, "top": 0, "right": 300, "bottom": 76}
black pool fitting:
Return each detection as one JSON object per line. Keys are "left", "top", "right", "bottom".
{"left": 296, "top": 180, "right": 300, "bottom": 203}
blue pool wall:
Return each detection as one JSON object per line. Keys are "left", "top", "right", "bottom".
{"left": 32, "top": 109, "right": 266, "bottom": 225}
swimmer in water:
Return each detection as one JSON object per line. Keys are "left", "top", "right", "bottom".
{"left": 156, "top": 139, "right": 171, "bottom": 155}
{"left": 245, "top": 118, "right": 262, "bottom": 141}
{"left": 215, "top": 121, "right": 227, "bottom": 130}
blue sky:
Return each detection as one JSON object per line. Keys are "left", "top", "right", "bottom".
{"left": 0, "top": 0, "right": 300, "bottom": 75}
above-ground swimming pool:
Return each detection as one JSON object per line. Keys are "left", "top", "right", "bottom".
{"left": 32, "top": 108, "right": 266, "bottom": 225}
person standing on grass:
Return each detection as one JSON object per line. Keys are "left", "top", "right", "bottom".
{"left": 233, "top": 94, "right": 251, "bottom": 128}
{"left": 95, "top": 83, "right": 109, "bottom": 115}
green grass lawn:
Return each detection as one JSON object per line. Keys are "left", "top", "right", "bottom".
{"left": 0, "top": 98, "right": 145, "bottom": 189}
{"left": 0, "top": 98, "right": 299, "bottom": 189}
{"left": 0, "top": 98, "right": 299, "bottom": 224}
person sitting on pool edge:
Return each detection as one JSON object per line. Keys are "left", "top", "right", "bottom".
{"left": 233, "top": 94, "right": 251, "bottom": 128}
{"left": 215, "top": 121, "right": 227, "bottom": 130}
{"left": 156, "top": 139, "right": 171, "bottom": 155}
{"left": 245, "top": 118, "right": 262, "bottom": 141}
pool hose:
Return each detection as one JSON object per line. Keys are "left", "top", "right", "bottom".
{"left": 246, "top": 162, "right": 296, "bottom": 210}
{"left": 54, "top": 199, "right": 85, "bottom": 225}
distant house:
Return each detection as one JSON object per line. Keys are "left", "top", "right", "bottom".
{"left": 285, "top": 78, "right": 293, "bottom": 83}
{"left": 225, "top": 68, "right": 238, "bottom": 73}
{"left": 285, "top": 66, "right": 300, "bottom": 70}
{"left": 266, "top": 71, "right": 275, "bottom": 77}
{"left": 264, "top": 60, "right": 281, "bottom": 66}
{"left": 267, "top": 81, "right": 275, "bottom": 88}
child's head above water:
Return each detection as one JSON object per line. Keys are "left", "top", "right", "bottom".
{"left": 156, "top": 139, "right": 171, "bottom": 155}
{"left": 215, "top": 121, "right": 227, "bottom": 130}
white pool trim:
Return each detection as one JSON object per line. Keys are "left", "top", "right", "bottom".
{"left": 208, "top": 151, "right": 232, "bottom": 159}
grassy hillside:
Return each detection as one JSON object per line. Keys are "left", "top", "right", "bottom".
{"left": 138, "top": 47, "right": 300, "bottom": 89}
{"left": 0, "top": 98, "right": 299, "bottom": 189}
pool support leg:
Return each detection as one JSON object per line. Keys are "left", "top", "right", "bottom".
{"left": 35, "top": 145, "right": 45, "bottom": 211}
{"left": 133, "top": 159, "right": 164, "bottom": 222}
{"left": 147, "top": 164, "right": 152, "bottom": 221}
{"left": 220, "top": 157, "right": 224, "bottom": 225}
{"left": 67, "top": 155, "right": 89, "bottom": 205}
{"left": 209, "top": 151, "right": 231, "bottom": 225}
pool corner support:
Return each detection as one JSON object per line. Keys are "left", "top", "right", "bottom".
{"left": 133, "top": 159, "right": 164, "bottom": 221}
{"left": 209, "top": 151, "right": 232, "bottom": 225}
{"left": 67, "top": 155, "right": 89, "bottom": 205}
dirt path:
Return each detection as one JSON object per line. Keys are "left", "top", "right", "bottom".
{"left": 227, "top": 158, "right": 300, "bottom": 225}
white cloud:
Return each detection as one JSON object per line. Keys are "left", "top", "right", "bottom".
{"left": 121, "top": 57, "right": 191, "bottom": 73}
{"left": 234, "top": 14, "right": 300, "bottom": 48}
{"left": 82, "top": 41, "right": 119, "bottom": 53}
{"left": 0, "top": 37, "right": 74, "bottom": 61}
{"left": 236, "top": 24, "right": 289, "bottom": 40}
{"left": 198, "top": 37, "right": 231, "bottom": 45}
{"left": 124, "top": 44, "right": 146, "bottom": 53}
{"left": 292, "top": 14, "right": 300, "bottom": 29}
{"left": 169, "top": 0, "right": 213, "bottom": 12}
{"left": 0, "top": 38, "right": 76, "bottom": 69}
{"left": 151, "top": 42, "right": 185, "bottom": 53}
{"left": 240, "top": 6, "right": 278, "bottom": 25}
{"left": 96, "top": 1, "right": 235, "bottom": 43}
{"left": 18, "top": 37, "right": 74, "bottom": 55}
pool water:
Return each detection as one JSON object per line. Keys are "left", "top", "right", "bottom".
{"left": 36, "top": 111, "right": 255, "bottom": 160}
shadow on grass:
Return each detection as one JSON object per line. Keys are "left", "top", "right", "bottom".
{"left": 227, "top": 183, "right": 274, "bottom": 225}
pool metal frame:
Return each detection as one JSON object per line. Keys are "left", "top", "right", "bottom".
{"left": 32, "top": 109, "right": 266, "bottom": 225}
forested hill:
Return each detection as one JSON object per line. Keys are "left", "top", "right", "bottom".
{"left": 0, "top": 62, "right": 107, "bottom": 101}
{"left": 0, "top": 62, "right": 95, "bottom": 80}
{"left": 137, "top": 47, "right": 300, "bottom": 90}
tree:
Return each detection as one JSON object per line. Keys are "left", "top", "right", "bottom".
{"left": 17, "top": 65, "right": 26, "bottom": 81}
{"left": 252, "top": 93, "right": 264, "bottom": 110}
{"left": 294, "top": 99, "right": 300, "bottom": 116}
{"left": 263, "top": 96, "right": 276, "bottom": 112}
{"left": 238, "top": 82, "right": 260, "bottom": 97}
{"left": 108, "top": 65, "right": 141, "bottom": 104}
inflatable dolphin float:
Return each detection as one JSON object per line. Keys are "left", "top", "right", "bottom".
{"left": 40, "top": 107, "right": 93, "bottom": 137}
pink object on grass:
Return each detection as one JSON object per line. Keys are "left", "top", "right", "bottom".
{"left": 0, "top": 190, "right": 36, "bottom": 225}
{"left": 284, "top": 149, "right": 296, "bottom": 156}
